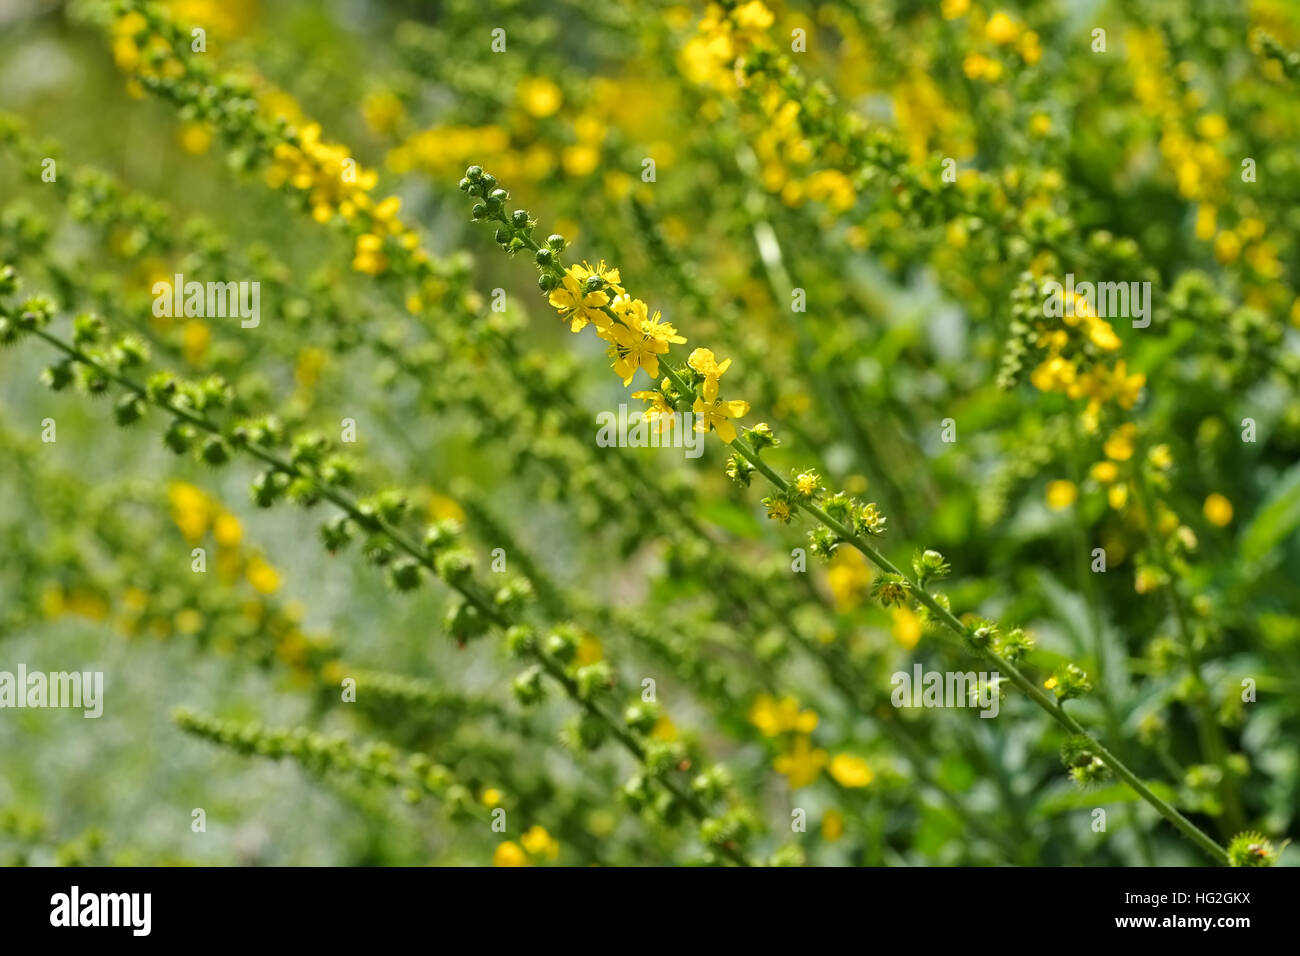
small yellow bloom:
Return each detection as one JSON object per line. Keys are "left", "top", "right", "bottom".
{"left": 169, "top": 481, "right": 213, "bottom": 541}
{"left": 891, "top": 607, "right": 922, "bottom": 649}
{"left": 182, "top": 320, "right": 210, "bottom": 366}
{"left": 1195, "top": 204, "right": 1217, "bottom": 241}
{"left": 1195, "top": 114, "right": 1228, "bottom": 140}
{"left": 576, "top": 633, "right": 603, "bottom": 666}
{"left": 373, "top": 195, "right": 401, "bottom": 221}
{"left": 651, "top": 714, "right": 678, "bottom": 741}
{"left": 481, "top": 788, "right": 502, "bottom": 807}
{"left": 748, "top": 694, "right": 818, "bottom": 736}
{"left": 986, "top": 12, "right": 1020, "bottom": 45}
{"left": 828, "top": 754, "right": 873, "bottom": 788}
{"left": 687, "top": 347, "right": 732, "bottom": 381}
{"left": 520, "top": 825, "right": 559, "bottom": 860}
{"left": 1108, "top": 483, "right": 1129, "bottom": 510}
{"left": 245, "top": 556, "right": 281, "bottom": 595}
{"left": 821, "top": 809, "right": 845, "bottom": 841}
{"left": 1030, "top": 113, "right": 1052, "bottom": 137}
{"left": 1103, "top": 424, "right": 1136, "bottom": 461}
{"left": 351, "top": 233, "right": 388, "bottom": 275}
{"left": 213, "top": 512, "right": 243, "bottom": 548}
{"left": 766, "top": 498, "right": 792, "bottom": 522}
{"left": 1203, "top": 493, "right": 1233, "bottom": 527}
{"left": 1046, "top": 480, "right": 1078, "bottom": 510}
{"left": 178, "top": 122, "right": 213, "bottom": 155}
{"left": 1213, "top": 230, "right": 1240, "bottom": 264}
{"left": 774, "top": 736, "right": 828, "bottom": 789}
{"left": 1090, "top": 461, "right": 1119, "bottom": 484}
{"left": 941, "top": 0, "right": 970, "bottom": 19}
{"left": 1044, "top": 676, "right": 1058, "bottom": 690}
{"left": 518, "top": 77, "right": 563, "bottom": 118}
{"left": 1135, "top": 567, "right": 1161, "bottom": 594}
{"left": 493, "top": 841, "right": 529, "bottom": 867}
{"left": 561, "top": 144, "right": 600, "bottom": 177}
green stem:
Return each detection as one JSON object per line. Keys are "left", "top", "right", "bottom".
{"left": 708, "top": 417, "right": 1228, "bottom": 865}
{"left": 31, "top": 325, "right": 754, "bottom": 867}
{"left": 1130, "top": 466, "right": 1245, "bottom": 835}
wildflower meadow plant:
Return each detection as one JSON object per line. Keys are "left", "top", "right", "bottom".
{"left": 0, "top": 0, "right": 1298, "bottom": 876}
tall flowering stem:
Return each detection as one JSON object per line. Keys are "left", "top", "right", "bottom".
{"left": 461, "top": 167, "right": 1230, "bottom": 866}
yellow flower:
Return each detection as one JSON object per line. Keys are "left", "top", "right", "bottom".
{"left": 1195, "top": 113, "right": 1228, "bottom": 140}
{"left": 576, "top": 633, "right": 603, "bottom": 666}
{"left": 520, "top": 825, "right": 559, "bottom": 860}
{"left": 213, "top": 512, "right": 243, "bottom": 548}
{"left": 427, "top": 492, "right": 465, "bottom": 523}
{"left": 941, "top": 0, "right": 970, "bottom": 19}
{"left": 748, "top": 695, "right": 818, "bottom": 736}
{"left": 795, "top": 471, "right": 820, "bottom": 496}
{"left": 481, "top": 788, "right": 502, "bottom": 807}
{"left": 631, "top": 384, "right": 677, "bottom": 432}
{"left": 1086, "top": 317, "right": 1121, "bottom": 351}
{"left": 774, "top": 736, "right": 828, "bottom": 789}
{"left": 692, "top": 381, "right": 750, "bottom": 443}
{"left": 686, "top": 348, "right": 747, "bottom": 441}
{"left": 733, "top": 0, "right": 774, "bottom": 31}
{"left": 1135, "top": 567, "right": 1161, "bottom": 594}
{"left": 169, "top": 481, "right": 214, "bottom": 541}
{"left": 182, "top": 319, "right": 210, "bottom": 366}
{"left": 351, "top": 233, "right": 388, "bottom": 275}
{"left": 687, "top": 347, "right": 732, "bottom": 381}
{"left": 1103, "top": 423, "right": 1136, "bottom": 461}
{"left": 1195, "top": 204, "right": 1218, "bottom": 241}
{"left": 1017, "top": 30, "right": 1042, "bottom": 64}
{"left": 1044, "top": 676, "right": 1058, "bottom": 690}
{"left": 1213, "top": 230, "right": 1240, "bottom": 264}
{"left": 548, "top": 275, "right": 610, "bottom": 332}
{"left": 1090, "top": 461, "right": 1119, "bottom": 484}
{"left": 1030, "top": 113, "right": 1052, "bottom": 137}
{"left": 1046, "top": 480, "right": 1078, "bottom": 510}
{"left": 766, "top": 498, "right": 792, "bottom": 522}
{"left": 1203, "top": 493, "right": 1233, "bottom": 527}
{"left": 963, "top": 53, "right": 1002, "bottom": 81}
{"left": 827, "top": 547, "right": 872, "bottom": 612}
{"left": 562, "top": 144, "right": 600, "bottom": 177}
{"left": 1148, "top": 444, "right": 1173, "bottom": 470}
{"left": 245, "top": 556, "right": 281, "bottom": 595}
{"left": 361, "top": 90, "right": 405, "bottom": 135}
{"left": 605, "top": 296, "right": 685, "bottom": 385}
{"left": 891, "top": 607, "right": 922, "bottom": 649}
{"left": 373, "top": 195, "right": 401, "bottom": 221}
{"left": 569, "top": 259, "right": 624, "bottom": 296}
{"left": 986, "top": 12, "right": 1020, "bottom": 45}
{"left": 651, "top": 714, "right": 678, "bottom": 741}
{"left": 821, "top": 809, "right": 846, "bottom": 841}
{"left": 518, "top": 77, "right": 563, "bottom": 118}
{"left": 174, "top": 608, "right": 203, "bottom": 635}
{"left": 178, "top": 122, "right": 212, "bottom": 155}
{"left": 1108, "top": 483, "right": 1129, "bottom": 510}
{"left": 493, "top": 841, "right": 529, "bottom": 867}
{"left": 829, "top": 754, "right": 874, "bottom": 788}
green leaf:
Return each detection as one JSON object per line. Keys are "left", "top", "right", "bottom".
{"left": 1239, "top": 461, "right": 1300, "bottom": 562}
